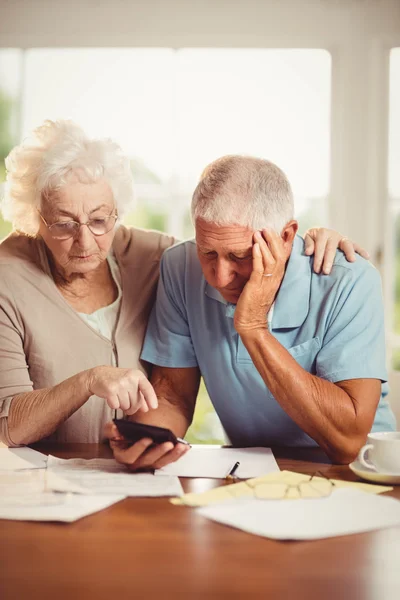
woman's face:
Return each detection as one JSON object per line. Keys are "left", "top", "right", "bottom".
{"left": 39, "top": 178, "right": 117, "bottom": 277}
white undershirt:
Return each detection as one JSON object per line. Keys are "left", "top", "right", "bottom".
{"left": 78, "top": 252, "right": 122, "bottom": 364}
{"left": 77, "top": 253, "right": 123, "bottom": 419}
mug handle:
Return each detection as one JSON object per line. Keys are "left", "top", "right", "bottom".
{"left": 358, "top": 443, "right": 375, "bottom": 470}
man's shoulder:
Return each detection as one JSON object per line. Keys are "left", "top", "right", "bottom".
{"left": 160, "top": 239, "right": 203, "bottom": 291}
{"left": 308, "top": 251, "right": 382, "bottom": 311}
{"left": 329, "top": 251, "right": 380, "bottom": 286}
{"left": 161, "top": 238, "right": 198, "bottom": 271}
{"left": 162, "top": 238, "right": 196, "bottom": 259}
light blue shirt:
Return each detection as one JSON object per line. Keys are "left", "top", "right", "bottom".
{"left": 142, "top": 235, "right": 396, "bottom": 447}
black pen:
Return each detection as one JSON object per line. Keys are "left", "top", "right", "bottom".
{"left": 225, "top": 461, "right": 240, "bottom": 480}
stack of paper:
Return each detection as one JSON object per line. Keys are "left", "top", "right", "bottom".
{"left": 0, "top": 447, "right": 47, "bottom": 471}
{"left": 0, "top": 468, "right": 124, "bottom": 522}
{"left": 47, "top": 455, "right": 184, "bottom": 497}
{"left": 156, "top": 446, "right": 279, "bottom": 478}
{"left": 197, "top": 488, "right": 400, "bottom": 540}
{"left": 0, "top": 491, "right": 125, "bottom": 522}
{"left": 0, "top": 451, "right": 183, "bottom": 523}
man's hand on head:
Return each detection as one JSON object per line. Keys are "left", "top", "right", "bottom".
{"left": 233, "top": 228, "right": 286, "bottom": 335}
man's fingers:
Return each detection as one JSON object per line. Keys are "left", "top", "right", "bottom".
{"left": 138, "top": 376, "right": 158, "bottom": 410}
{"left": 104, "top": 422, "right": 121, "bottom": 440}
{"left": 152, "top": 443, "right": 190, "bottom": 470}
{"left": 258, "top": 230, "right": 275, "bottom": 271}
{"left": 112, "top": 437, "right": 154, "bottom": 465}
{"left": 303, "top": 232, "right": 315, "bottom": 256}
{"left": 261, "top": 228, "right": 281, "bottom": 261}
{"left": 252, "top": 240, "right": 264, "bottom": 275}
{"left": 129, "top": 442, "right": 175, "bottom": 470}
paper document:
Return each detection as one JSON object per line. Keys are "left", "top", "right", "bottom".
{"left": 47, "top": 455, "right": 184, "bottom": 497}
{"left": 0, "top": 469, "right": 111, "bottom": 522}
{"left": 0, "top": 492, "right": 124, "bottom": 522}
{"left": 156, "top": 446, "right": 279, "bottom": 479}
{"left": 198, "top": 488, "right": 400, "bottom": 540}
{"left": 12, "top": 447, "right": 48, "bottom": 468}
{"left": 0, "top": 469, "right": 90, "bottom": 498}
{"left": 172, "top": 470, "right": 393, "bottom": 507}
{"left": 0, "top": 447, "right": 47, "bottom": 471}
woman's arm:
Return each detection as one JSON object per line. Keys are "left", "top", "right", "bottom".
{"left": 2, "top": 366, "right": 158, "bottom": 447}
{"left": 5, "top": 371, "right": 94, "bottom": 446}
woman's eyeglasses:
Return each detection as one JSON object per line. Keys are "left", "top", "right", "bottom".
{"left": 38, "top": 210, "right": 118, "bottom": 240}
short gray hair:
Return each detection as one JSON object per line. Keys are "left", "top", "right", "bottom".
{"left": 1, "top": 119, "right": 135, "bottom": 235}
{"left": 191, "top": 155, "right": 294, "bottom": 232}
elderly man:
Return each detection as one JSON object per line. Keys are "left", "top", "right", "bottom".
{"left": 108, "top": 156, "right": 396, "bottom": 467}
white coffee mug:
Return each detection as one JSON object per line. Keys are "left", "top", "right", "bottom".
{"left": 358, "top": 432, "right": 400, "bottom": 473}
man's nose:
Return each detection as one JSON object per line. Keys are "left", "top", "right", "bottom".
{"left": 213, "top": 259, "right": 235, "bottom": 288}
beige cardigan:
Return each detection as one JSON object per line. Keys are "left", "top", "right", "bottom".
{"left": 0, "top": 226, "right": 175, "bottom": 444}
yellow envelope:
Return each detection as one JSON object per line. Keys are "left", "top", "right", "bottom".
{"left": 171, "top": 470, "right": 393, "bottom": 507}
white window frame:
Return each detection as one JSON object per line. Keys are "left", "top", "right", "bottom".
{"left": 1, "top": 0, "right": 399, "bottom": 419}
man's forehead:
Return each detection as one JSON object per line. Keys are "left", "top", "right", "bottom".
{"left": 195, "top": 220, "right": 254, "bottom": 243}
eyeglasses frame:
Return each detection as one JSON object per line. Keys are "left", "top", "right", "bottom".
{"left": 37, "top": 208, "right": 118, "bottom": 240}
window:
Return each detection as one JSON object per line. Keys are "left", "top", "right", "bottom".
{"left": 388, "top": 48, "right": 400, "bottom": 370}
{"left": 0, "top": 48, "right": 331, "bottom": 442}
{"left": 0, "top": 48, "right": 23, "bottom": 239}
{"left": 10, "top": 47, "right": 332, "bottom": 237}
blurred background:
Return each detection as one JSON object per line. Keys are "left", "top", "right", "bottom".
{"left": 0, "top": 0, "right": 399, "bottom": 440}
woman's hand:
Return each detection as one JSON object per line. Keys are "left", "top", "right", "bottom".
{"left": 304, "top": 228, "right": 370, "bottom": 274}
{"left": 104, "top": 422, "right": 190, "bottom": 471}
{"left": 87, "top": 366, "right": 158, "bottom": 415}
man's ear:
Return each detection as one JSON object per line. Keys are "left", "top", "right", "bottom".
{"left": 281, "top": 220, "right": 298, "bottom": 255}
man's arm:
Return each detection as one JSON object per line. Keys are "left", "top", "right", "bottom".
{"left": 234, "top": 227, "right": 385, "bottom": 464}
{"left": 131, "top": 366, "right": 200, "bottom": 436}
{"left": 106, "top": 366, "right": 201, "bottom": 470}
{"left": 239, "top": 328, "right": 380, "bottom": 463}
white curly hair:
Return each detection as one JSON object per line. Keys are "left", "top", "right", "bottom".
{"left": 1, "top": 119, "right": 135, "bottom": 235}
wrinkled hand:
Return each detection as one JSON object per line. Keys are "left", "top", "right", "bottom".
{"left": 104, "top": 422, "right": 190, "bottom": 471}
{"left": 234, "top": 229, "right": 285, "bottom": 335}
{"left": 304, "top": 228, "right": 370, "bottom": 275}
{"left": 88, "top": 366, "right": 158, "bottom": 415}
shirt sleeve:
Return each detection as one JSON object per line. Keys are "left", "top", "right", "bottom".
{"left": 316, "top": 262, "right": 388, "bottom": 383}
{"left": 141, "top": 247, "right": 198, "bottom": 368}
{"left": 0, "top": 278, "right": 34, "bottom": 445}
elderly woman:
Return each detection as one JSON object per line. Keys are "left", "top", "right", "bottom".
{"left": 0, "top": 120, "right": 367, "bottom": 447}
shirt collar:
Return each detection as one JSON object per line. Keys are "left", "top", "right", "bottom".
{"left": 204, "top": 235, "right": 311, "bottom": 328}
{"left": 272, "top": 234, "right": 312, "bottom": 329}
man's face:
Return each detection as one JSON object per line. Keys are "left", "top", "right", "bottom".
{"left": 196, "top": 219, "right": 255, "bottom": 304}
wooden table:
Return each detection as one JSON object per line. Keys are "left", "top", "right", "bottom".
{"left": 1, "top": 444, "right": 400, "bottom": 600}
